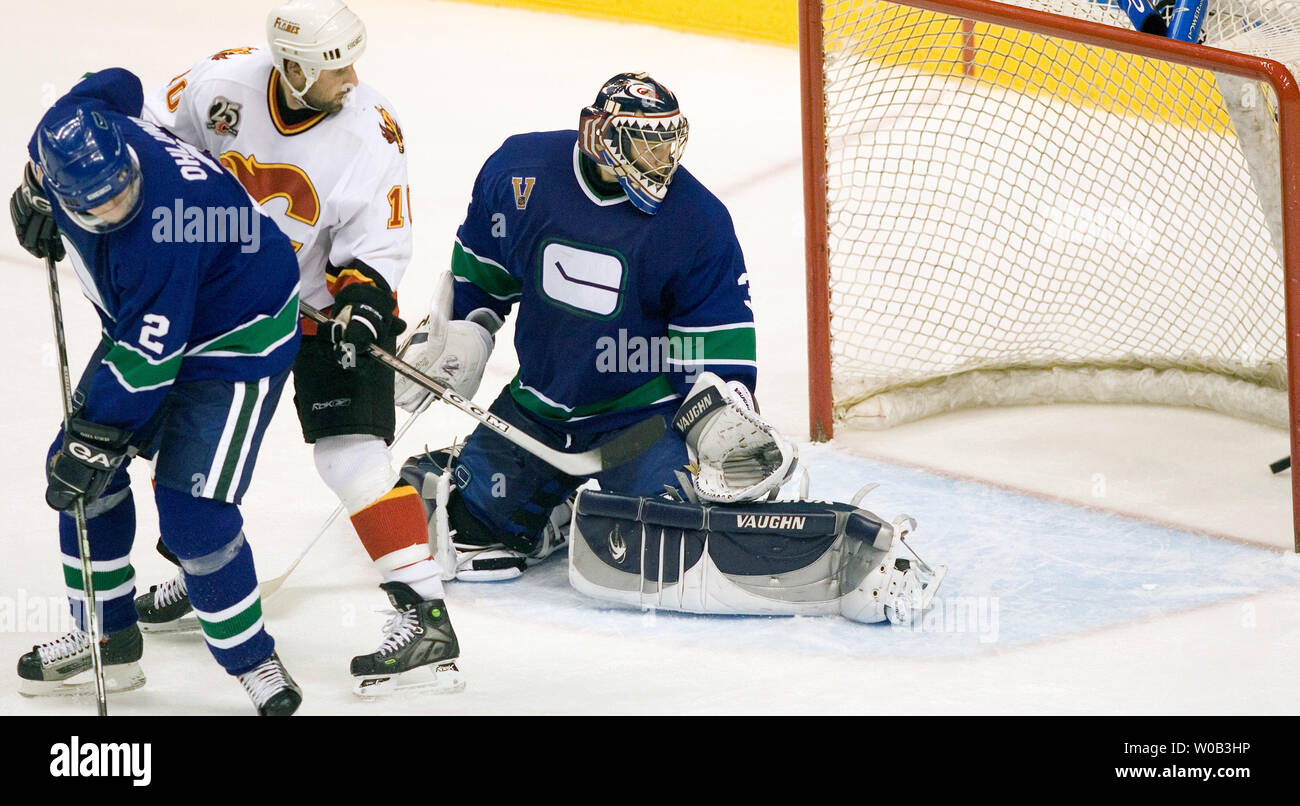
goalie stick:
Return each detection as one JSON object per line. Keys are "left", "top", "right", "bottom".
{"left": 300, "top": 302, "right": 666, "bottom": 476}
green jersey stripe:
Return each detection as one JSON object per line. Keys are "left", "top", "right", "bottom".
{"left": 666, "top": 325, "right": 757, "bottom": 363}
{"left": 102, "top": 340, "right": 184, "bottom": 392}
{"left": 452, "top": 241, "right": 521, "bottom": 300}
{"left": 187, "top": 289, "right": 301, "bottom": 357}
{"left": 511, "top": 373, "right": 677, "bottom": 421}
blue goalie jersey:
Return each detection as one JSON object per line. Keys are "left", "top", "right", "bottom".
{"left": 452, "top": 130, "right": 757, "bottom": 434}
{"left": 28, "top": 69, "right": 301, "bottom": 433}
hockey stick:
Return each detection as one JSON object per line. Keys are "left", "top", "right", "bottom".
{"left": 258, "top": 400, "right": 431, "bottom": 600}
{"left": 44, "top": 255, "right": 109, "bottom": 716}
{"left": 300, "top": 302, "right": 666, "bottom": 475}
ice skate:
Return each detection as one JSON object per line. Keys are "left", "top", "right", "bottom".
{"left": 450, "top": 497, "right": 573, "bottom": 581}
{"left": 841, "top": 516, "right": 947, "bottom": 625}
{"left": 237, "top": 651, "right": 302, "bottom": 716}
{"left": 17, "top": 624, "right": 146, "bottom": 697}
{"left": 350, "top": 582, "right": 465, "bottom": 697}
{"left": 133, "top": 571, "right": 198, "bottom": 633}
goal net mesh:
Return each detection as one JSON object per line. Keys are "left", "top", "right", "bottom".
{"left": 818, "top": 0, "right": 1296, "bottom": 428}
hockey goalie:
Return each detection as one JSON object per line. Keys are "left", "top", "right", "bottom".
{"left": 396, "top": 72, "right": 945, "bottom": 624}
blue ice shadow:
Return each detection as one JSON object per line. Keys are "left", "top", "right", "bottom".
{"left": 448, "top": 443, "right": 1300, "bottom": 658}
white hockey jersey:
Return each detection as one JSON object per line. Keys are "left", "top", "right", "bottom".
{"left": 143, "top": 47, "right": 412, "bottom": 310}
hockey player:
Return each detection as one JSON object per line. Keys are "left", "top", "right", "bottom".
{"left": 9, "top": 68, "right": 303, "bottom": 714}
{"left": 394, "top": 72, "right": 797, "bottom": 580}
{"left": 397, "top": 72, "right": 945, "bottom": 620}
{"left": 131, "top": 0, "right": 463, "bottom": 697}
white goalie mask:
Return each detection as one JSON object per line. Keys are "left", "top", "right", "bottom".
{"left": 266, "top": 0, "right": 367, "bottom": 107}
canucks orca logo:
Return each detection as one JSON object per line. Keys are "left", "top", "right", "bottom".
{"left": 377, "top": 107, "right": 404, "bottom": 153}
{"left": 206, "top": 96, "right": 241, "bottom": 137}
{"left": 608, "top": 524, "right": 627, "bottom": 563}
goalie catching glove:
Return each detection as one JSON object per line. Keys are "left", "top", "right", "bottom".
{"left": 673, "top": 372, "right": 797, "bottom": 503}
{"left": 394, "top": 271, "right": 499, "bottom": 411}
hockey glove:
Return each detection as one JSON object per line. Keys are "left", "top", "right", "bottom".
{"left": 328, "top": 282, "right": 406, "bottom": 370}
{"left": 672, "top": 372, "right": 797, "bottom": 503}
{"left": 45, "top": 417, "right": 133, "bottom": 512}
{"left": 10, "top": 162, "right": 65, "bottom": 262}
{"left": 395, "top": 272, "right": 498, "bottom": 411}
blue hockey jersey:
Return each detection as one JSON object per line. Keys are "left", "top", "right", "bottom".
{"left": 28, "top": 69, "right": 301, "bottom": 433}
{"left": 452, "top": 130, "right": 757, "bottom": 434}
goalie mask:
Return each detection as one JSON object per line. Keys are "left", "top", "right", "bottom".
{"left": 579, "top": 72, "right": 689, "bottom": 215}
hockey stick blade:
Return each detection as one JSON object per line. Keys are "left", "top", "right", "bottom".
{"left": 1271, "top": 455, "right": 1291, "bottom": 474}
{"left": 300, "top": 303, "right": 665, "bottom": 475}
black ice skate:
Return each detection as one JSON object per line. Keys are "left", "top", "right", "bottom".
{"left": 17, "top": 624, "right": 146, "bottom": 697}
{"left": 350, "top": 582, "right": 465, "bottom": 697}
{"left": 134, "top": 571, "right": 198, "bottom": 632}
{"left": 237, "top": 651, "right": 302, "bottom": 716}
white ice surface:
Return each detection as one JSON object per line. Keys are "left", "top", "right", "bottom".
{"left": 1, "top": 0, "right": 1298, "bottom": 715}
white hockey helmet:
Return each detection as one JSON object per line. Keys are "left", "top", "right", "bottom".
{"left": 266, "top": 0, "right": 367, "bottom": 105}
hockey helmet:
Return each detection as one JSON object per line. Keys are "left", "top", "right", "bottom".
{"left": 267, "top": 0, "right": 367, "bottom": 106}
{"left": 579, "top": 72, "right": 689, "bottom": 215}
{"left": 37, "top": 107, "right": 141, "bottom": 233}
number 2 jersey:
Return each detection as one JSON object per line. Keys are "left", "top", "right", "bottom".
{"left": 452, "top": 130, "right": 758, "bottom": 434}
{"left": 143, "top": 47, "right": 412, "bottom": 312}
{"left": 28, "top": 68, "right": 301, "bottom": 433}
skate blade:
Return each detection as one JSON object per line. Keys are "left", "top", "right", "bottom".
{"left": 352, "top": 661, "right": 466, "bottom": 698}
{"left": 18, "top": 662, "right": 146, "bottom": 698}
{"left": 138, "top": 616, "right": 200, "bottom": 634}
{"left": 455, "top": 567, "right": 523, "bottom": 582}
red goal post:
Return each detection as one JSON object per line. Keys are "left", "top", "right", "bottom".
{"left": 800, "top": 0, "right": 1300, "bottom": 551}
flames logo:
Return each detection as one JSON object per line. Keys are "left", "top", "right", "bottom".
{"left": 377, "top": 107, "right": 404, "bottom": 154}
{"left": 210, "top": 47, "right": 255, "bottom": 60}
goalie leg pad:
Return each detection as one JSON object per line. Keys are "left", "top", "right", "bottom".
{"left": 569, "top": 490, "right": 907, "bottom": 619}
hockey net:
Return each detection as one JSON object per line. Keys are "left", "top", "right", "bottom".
{"left": 800, "top": 0, "right": 1300, "bottom": 547}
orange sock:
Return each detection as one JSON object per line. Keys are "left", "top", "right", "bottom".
{"left": 351, "top": 482, "right": 445, "bottom": 599}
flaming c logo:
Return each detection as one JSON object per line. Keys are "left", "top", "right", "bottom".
{"left": 219, "top": 151, "right": 321, "bottom": 227}
{"left": 377, "top": 107, "right": 404, "bottom": 154}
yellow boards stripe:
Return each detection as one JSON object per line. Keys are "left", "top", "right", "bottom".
{"left": 456, "top": 0, "right": 1232, "bottom": 132}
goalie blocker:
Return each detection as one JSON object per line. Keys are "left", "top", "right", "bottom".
{"left": 572, "top": 490, "right": 944, "bottom": 624}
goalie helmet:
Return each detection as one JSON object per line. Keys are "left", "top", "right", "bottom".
{"left": 578, "top": 72, "right": 689, "bottom": 215}
{"left": 266, "top": 0, "right": 367, "bottom": 106}
{"left": 37, "top": 107, "right": 142, "bottom": 233}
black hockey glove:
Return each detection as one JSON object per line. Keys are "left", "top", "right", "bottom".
{"left": 10, "top": 162, "right": 65, "bottom": 262}
{"left": 45, "top": 417, "right": 133, "bottom": 512}
{"left": 328, "top": 282, "right": 406, "bottom": 370}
